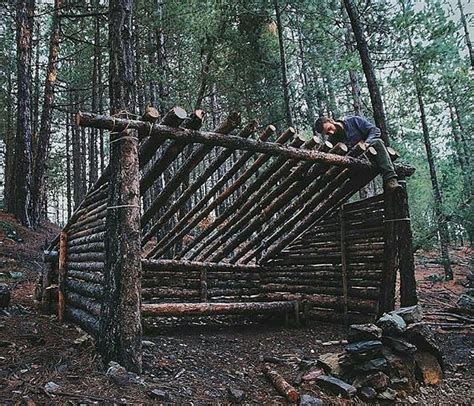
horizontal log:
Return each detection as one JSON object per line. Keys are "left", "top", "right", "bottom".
{"left": 67, "top": 252, "right": 105, "bottom": 262}
{"left": 66, "top": 278, "right": 103, "bottom": 299}
{"left": 66, "top": 261, "right": 104, "bottom": 272}
{"left": 67, "top": 232, "right": 105, "bottom": 247}
{"left": 76, "top": 112, "right": 380, "bottom": 169}
{"left": 67, "top": 270, "right": 104, "bottom": 284}
{"left": 68, "top": 217, "right": 106, "bottom": 235}
{"left": 66, "top": 291, "right": 101, "bottom": 316}
{"left": 67, "top": 224, "right": 106, "bottom": 241}
{"left": 64, "top": 306, "right": 99, "bottom": 336}
{"left": 141, "top": 288, "right": 200, "bottom": 299}
{"left": 68, "top": 242, "right": 105, "bottom": 254}
{"left": 142, "top": 279, "right": 200, "bottom": 289}
{"left": 69, "top": 209, "right": 106, "bottom": 232}
{"left": 141, "top": 301, "right": 296, "bottom": 317}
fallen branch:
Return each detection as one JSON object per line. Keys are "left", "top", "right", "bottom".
{"left": 262, "top": 365, "right": 299, "bottom": 402}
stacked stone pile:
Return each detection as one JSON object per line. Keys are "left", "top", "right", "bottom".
{"left": 310, "top": 306, "right": 444, "bottom": 401}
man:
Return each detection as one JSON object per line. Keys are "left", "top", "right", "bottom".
{"left": 313, "top": 116, "right": 401, "bottom": 192}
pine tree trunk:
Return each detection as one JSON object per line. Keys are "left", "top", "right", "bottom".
{"left": 97, "top": 0, "right": 142, "bottom": 374}
{"left": 32, "top": 21, "right": 40, "bottom": 139}
{"left": 155, "top": 0, "right": 168, "bottom": 110}
{"left": 273, "top": 0, "right": 293, "bottom": 127}
{"left": 72, "top": 95, "right": 82, "bottom": 208}
{"left": 66, "top": 109, "right": 72, "bottom": 219}
{"left": 458, "top": 0, "right": 474, "bottom": 69}
{"left": 12, "top": 0, "right": 35, "bottom": 227}
{"left": 89, "top": 0, "right": 100, "bottom": 186}
{"left": 4, "top": 66, "right": 15, "bottom": 209}
{"left": 30, "top": 0, "right": 62, "bottom": 228}
{"left": 414, "top": 78, "right": 452, "bottom": 279}
{"left": 343, "top": 0, "right": 389, "bottom": 145}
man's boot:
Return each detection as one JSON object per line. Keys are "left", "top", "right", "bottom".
{"left": 384, "top": 177, "right": 402, "bottom": 193}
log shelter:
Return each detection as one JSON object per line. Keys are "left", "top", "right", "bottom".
{"left": 43, "top": 107, "right": 417, "bottom": 339}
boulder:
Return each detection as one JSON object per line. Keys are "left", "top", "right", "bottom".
{"left": 106, "top": 361, "right": 143, "bottom": 386}
{"left": 299, "top": 394, "right": 323, "bottom": 406}
{"left": 390, "top": 306, "right": 423, "bottom": 324}
{"left": 376, "top": 313, "right": 407, "bottom": 335}
{"left": 413, "top": 352, "right": 443, "bottom": 385}
{"left": 382, "top": 347, "right": 417, "bottom": 391}
{"left": 344, "top": 340, "right": 383, "bottom": 360}
{"left": 403, "top": 323, "right": 443, "bottom": 369}
{"left": 377, "top": 388, "right": 398, "bottom": 401}
{"left": 347, "top": 324, "right": 382, "bottom": 342}
{"left": 359, "top": 386, "right": 377, "bottom": 400}
{"left": 317, "top": 353, "right": 342, "bottom": 376}
{"left": 355, "top": 357, "right": 389, "bottom": 373}
{"left": 315, "top": 375, "right": 357, "bottom": 398}
{"left": 382, "top": 336, "right": 417, "bottom": 354}
{"left": 352, "top": 371, "right": 389, "bottom": 390}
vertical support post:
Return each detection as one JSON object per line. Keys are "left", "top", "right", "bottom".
{"left": 339, "top": 206, "right": 349, "bottom": 326}
{"left": 97, "top": 129, "right": 142, "bottom": 373}
{"left": 58, "top": 231, "right": 67, "bottom": 322}
{"left": 200, "top": 268, "right": 208, "bottom": 302}
{"left": 396, "top": 178, "right": 418, "bottom": 306}
{"left": 379, "top": 193, "right": 398, "bottom": 315}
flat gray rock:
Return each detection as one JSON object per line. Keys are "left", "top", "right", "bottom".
{"left": 352, "top": 371, "right": 389, "bottom": 390}
{"left": 348, "top": 323, "right": 382, "bottom": 342}
{"left": 359, "top": 386, "right": 377, "bottom": 400}
{"left": 383, "top": 336, "right": 417, "bottom": 354}
{"left": 355, "top": 357, "right": 389, "bottom": 373}
{"left": 376, "top": 313, "right": 407, "bottom": 335}
{"left": 344, "top": 340, "right": 383, "bottom": 354}
{"left": 390, "top": 306, "right": 422, "bottom": 324}
{"left": 299, "top": 394, "right": 323, "bottom": 406}
{"left": 315, "top": 375, "right": 356, "bottom": 398}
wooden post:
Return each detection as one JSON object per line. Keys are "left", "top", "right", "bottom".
{"left": 396, "top": 179, "right": 418, "bottom": 306}
{"left": 200, "top": 268, "right": 208, "bottom": 302}
{"left": 97, "top": 129, "right": 143, "bottom": 373}
{"left": 379, "top": 193, "right": 398, "bottom": 315}
{"left": 339, "top": 206, "right": 348, "bottom": 326}
{"left": 58, "top": 231, "right": 67, "bottom": 322}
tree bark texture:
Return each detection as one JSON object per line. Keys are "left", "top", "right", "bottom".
{"left": 273, "top": 0, "right": 293, "bottom": 127}
{"left": 343, "top": 0, "right": 389, "bottom": 144}
{"left": 12, "top": 0, "right": 35, "bottom": 227}
{"left": 30, "top": 0, "right": 62, "bottom": 228}
{"left": 97, "top": 0, "right": 142, "bottom": 373}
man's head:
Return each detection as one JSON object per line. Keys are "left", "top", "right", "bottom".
{"left": 313, "top": 116, "right": 338, "bottom": 136}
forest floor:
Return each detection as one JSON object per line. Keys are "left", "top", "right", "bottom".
{"left": 0, "top": 211, "right": 472, "bottom": 405}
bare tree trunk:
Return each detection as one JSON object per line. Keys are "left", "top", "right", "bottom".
{"left": 414, "top": 77, "right": 452, "bottom": 279}
{"left": 4, "top": 65, "right": 15, "bottom": 209}
{"left": 30, "top": 0, "right": 62, "bottom": 228}
{"left": 343, "top": 0, "right": 389, "bottom": 145}
{"left": 72, "top": 94, "right": 82, "bottom": 208}
{"left": 11, "top": 0, "right": 35, "bottom": 227}
{"left": 97, "top": 0, "right": 142, "bottom": 373}
{"left": 458, "top": 0, "right": 474, "bottom": 69}
{"left": 32, "top": 21, "right": 40, "bottom": 139}
{"left": 155, "top": 0, "right": 168, "bottom": 110}
{"left": 274, "top": 0, "right": 293, "bottom": 127}
{"left": 89, "top": 0, "right": 101, "bottom": 185}
{"left": 65, "top": 108, "right": 72, "bottom": 219}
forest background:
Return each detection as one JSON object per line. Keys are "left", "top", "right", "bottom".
{"left": 0, "top": 0, "right": 472, "bottom": 268}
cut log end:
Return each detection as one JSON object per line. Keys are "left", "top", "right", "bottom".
{"left": 141, "top": 106, "right": 160, "bottom": 122}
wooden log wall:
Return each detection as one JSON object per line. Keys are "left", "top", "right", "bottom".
{"left": 140, "top": 192, "right": 386, "bottom": 324}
